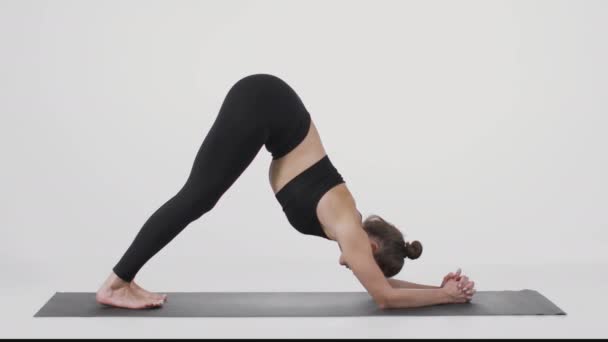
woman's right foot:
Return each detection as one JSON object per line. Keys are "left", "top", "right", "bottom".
{"left": 130, "top": 281, "right": 168, "bottom": 303}
{"left": 96, "top": 272, "right": 165, "bottom": 309}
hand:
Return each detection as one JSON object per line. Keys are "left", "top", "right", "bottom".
{"left": 440, "top": 268, "right": 463, "bottom": 288}
{"left": 442, "top": 278, "right": 475, "bottom": 303}
{"left": 456, "top": 275, "right": 476, "bottom": 302}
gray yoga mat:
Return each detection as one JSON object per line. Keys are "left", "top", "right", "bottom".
{"left": 35, "top": 290, "right": 566, "bottom": 317}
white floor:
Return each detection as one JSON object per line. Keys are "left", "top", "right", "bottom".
{"left": 1, "top": 260, "right": 606, "bottom": 339}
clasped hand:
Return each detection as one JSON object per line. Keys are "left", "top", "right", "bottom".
{"left": 440, "top": 268, "right": 476, "bottom": 303}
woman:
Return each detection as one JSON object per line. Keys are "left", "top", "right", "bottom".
{"left": 96, "top": 73, "right": 476, "bottom": 309}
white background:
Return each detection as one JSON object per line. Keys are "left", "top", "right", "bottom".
{"left": 1, "top": 0, "right": 607, "bottom": 338}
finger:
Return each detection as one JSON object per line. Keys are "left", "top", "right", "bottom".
{"left": 460, "top": 283, "right": 472, "bottom": 292}
{"left": 463, "top": 281, "right": 475, "bottom": 291}
{"left": 457, "top": 276, "right": 469, "bottom": 289}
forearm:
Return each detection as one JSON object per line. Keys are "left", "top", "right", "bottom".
{"left": 384, "top": 288, "right": 449, "bottom": 309}
{"left": 387, "top": 278, "right": 440, "bottom": 290}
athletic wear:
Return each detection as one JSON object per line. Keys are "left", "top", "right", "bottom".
{"left": 112, "top": 73, "right": 346, "bottom": 282}
{"left": 275, "top": 155, "right": 345, "bottom": 239}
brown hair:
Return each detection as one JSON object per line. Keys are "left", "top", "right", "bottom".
{"left": 362, "top": 214, "right": 423, "bottom": 278}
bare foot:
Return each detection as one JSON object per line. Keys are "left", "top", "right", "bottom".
{"left": 96, "top": 272, "right": 165, "bottom": 309}
{"left": 130, "top": 281, "right": 168, "bottom": 303}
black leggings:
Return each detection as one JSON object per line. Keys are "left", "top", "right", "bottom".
{"left": 113, "top": 74, "right": 312, "bottom": 282}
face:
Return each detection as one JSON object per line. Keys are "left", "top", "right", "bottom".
{"left": 339, "top": 253, "right": 350, "bottom": 269}
{"left": 338, "top": 243, "right": 350, "bottom": 269}
{"left": 337, "top": 211, "right": 362, "bottom": 270}
{"left": 337, "top": 237, "right": 379, "bottom": 270}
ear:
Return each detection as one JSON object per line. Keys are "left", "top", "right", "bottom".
{"left": 370, "top": 239, "right": 379, "bottom": 253}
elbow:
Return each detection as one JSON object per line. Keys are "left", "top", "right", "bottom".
{"left": 374, "top": 289, "right": 393, "bottom": 310}
{"left": 376, "top": 301, "right": 389, "bottom": 310}
{"left": 375, "top": 297, "right": 391, "bottom": 310}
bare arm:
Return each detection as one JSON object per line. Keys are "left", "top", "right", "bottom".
{"left": 336, "top": 222, "right": 450, "bottom": 309}
{"left": 384, "top": 288, "right": 449, "bottom": 308}
{"left": 387, "top": 278, "right": 441, "bottom": 290}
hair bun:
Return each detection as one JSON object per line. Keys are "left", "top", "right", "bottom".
{"left": 403, "top": 240, "right": 423, "bottom": 260}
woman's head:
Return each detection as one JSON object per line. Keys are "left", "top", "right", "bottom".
{"left": 362, "top": 214, "right": 423, "bottom": 277}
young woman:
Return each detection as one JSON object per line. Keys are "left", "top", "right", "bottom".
{"left": 96, "top": 73, "right": 476, "bottom": 309}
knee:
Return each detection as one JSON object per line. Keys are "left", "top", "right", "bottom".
{"left": 175, "top": 185, "right": 219, "bottom": 221}
{"left": 189, "top": 196, "right": 218, "bottom": 220}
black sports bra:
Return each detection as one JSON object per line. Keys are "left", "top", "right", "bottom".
{"left": 275, "top": 154, "right": 345, "bottom": 239}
